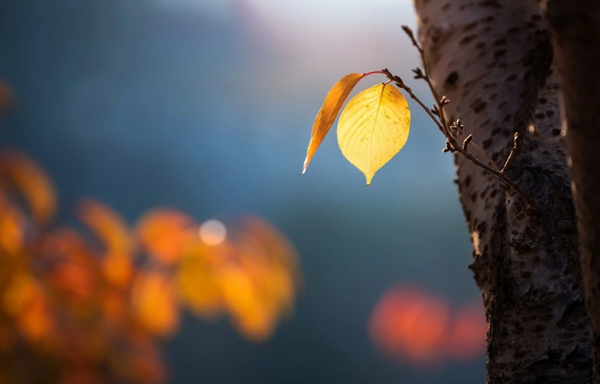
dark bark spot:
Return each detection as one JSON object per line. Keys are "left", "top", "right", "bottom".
{"left": 463, "top": 21, "right": 478, "bottom": 32}
{"left": 478, "top": 0, "right": 501, "bottom": 9}
{"left": 477, "top": 221, "right": 487, "bottom": 234}
{"left": 460, "top": 34, "right": 476, "bottom": 45}
{"left": 480, "top": 188, "right": 489, "bottom": 199}
{"left": 445, "top": 71, "right": 459, "bottom": 86}
{"left": 473, "top": 101, "right": 487, "bottom": 113}
{"left": 494, "top": 37, "right": 507, "bottom": 46}
{"left": 494, "top": 49, "right": 507, "bottom": 58}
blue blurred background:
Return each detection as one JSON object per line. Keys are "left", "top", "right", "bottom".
{"left": 0, "top": 0, "right": 483, "bottom": 382}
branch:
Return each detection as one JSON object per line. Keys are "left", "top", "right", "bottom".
{"left": 381, "top": 68, "right": 535, "bottom": 209}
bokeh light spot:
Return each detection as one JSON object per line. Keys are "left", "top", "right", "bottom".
{"left": 199, "top": 220, "right": 227, "bottom": 246}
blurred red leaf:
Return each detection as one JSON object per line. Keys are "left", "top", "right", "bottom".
{"left": 370, "top": 284, "right": 486, "bottom": 368}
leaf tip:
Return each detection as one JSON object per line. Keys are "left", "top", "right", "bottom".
{"left": 301, "top": 158, "right": 310, "bottom": 175}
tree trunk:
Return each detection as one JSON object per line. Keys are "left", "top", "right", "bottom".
{"left": 413, "top": 0, "right": 592, "bottom": 382}
{"left": 546, "top": 1, "right": 600, "bottom": 381}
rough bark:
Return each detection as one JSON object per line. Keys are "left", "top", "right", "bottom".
{"left": 413, "top": 0, "right": 592, "bottom": 382}
{"left": 546, "top": 1, "right": 600, "bottom": 381}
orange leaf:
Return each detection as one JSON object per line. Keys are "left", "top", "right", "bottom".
{"left": 302, "top": 73, "right": 364, "bottom": 174}
{"left": 136, "top": 209, "right": 196, "bottom": 265}
{"left": 34, "top": 229, "right": 99, "bottom": 309}
{"left": 0, "top": 150, "right": 56, "bottom": 224}
{"left": 0, "top": 192, "right": 25, "bottom": 255}
{"left": 77, "top": 198, "right": 130, "bottom": 254}
{"left": 77, "top": 199, "right": 133, "bottom": 286}
{"left": 5, "top": 275, "right": 55, "bottom": 341}
{"left": 102, "top": 252, "right": 133, "bottom": 287}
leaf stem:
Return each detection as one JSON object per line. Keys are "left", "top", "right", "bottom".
{"left": 363, "top": 71, "right": 386, "bottom": 78}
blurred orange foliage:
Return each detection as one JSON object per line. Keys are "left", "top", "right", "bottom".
{"left": 0, "top": 147, "right": 301, "bottom": 383}
{"left": 369, "top": 285, "right": 486, "bottom": 368}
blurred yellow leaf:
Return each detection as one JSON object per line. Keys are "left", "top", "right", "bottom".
{"left": 0, "top": 150, "right": 56, "bottom": 223}
{"left": 239, "top": 216, "right": 298, "bottom": 270}
{"left": 337, "top": 83, "right": 410, "bottom": 185}
{"left": 302, "top": 73, "right": 364, "bottom": 174}
{"left": 177, "top": 252, "right": 222, "bottom": 318}
{"left": 131, "top": 272, "right": 179, "bottom": 337}
{"left": 236, "top": 237, "right": 295, "bottom": 318}
{"left": 218, "top": 267, "right": 274, "bottom": 342}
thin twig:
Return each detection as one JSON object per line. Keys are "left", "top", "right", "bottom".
{"left": 463, "top": 134, "right": 473, "bottom": 151}
{"left": 456, "top": 133, "right": 501, "bottom": 172}
{"left": 402, "top": 25, "right": 452, "bottom": 139}
{"left": 401, "top": 25, "right": 503, "bottom": 173}
{"left": 501, "top": 132, "right": 520, "bottom": 175}
{"left": 382, "top": 65, "right": 535, "bottom": 208}
{"left": 399, "top": 26, "right": 535, "bottom": 207}
{"left": 381, "top": 69, "right": 444, "bottom": 134}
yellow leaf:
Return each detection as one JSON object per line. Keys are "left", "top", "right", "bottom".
{"left": 131, "top": 272, "right": 179, "bottom": 337}
{"left": 302, "top": 73, "right": 364, "bottom": 174}
{"left": 337, "top": 83, "right": 410, "bottom": 185}
{"left": 177, "top": 253, "right": 223, "bottom": 318}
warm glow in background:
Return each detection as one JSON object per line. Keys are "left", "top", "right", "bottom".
{"left": 0, "top": 1, "right": 485, "bottom": 383}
